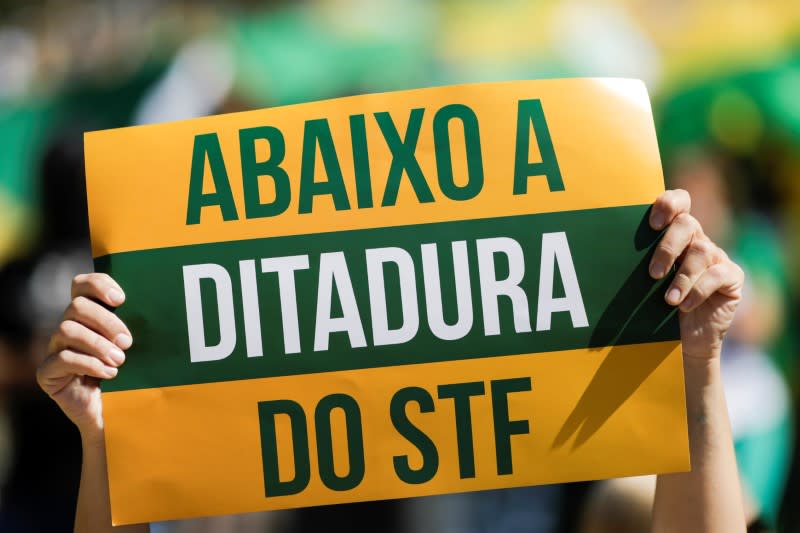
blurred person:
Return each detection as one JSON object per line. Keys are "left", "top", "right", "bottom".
{"left": 672, "top": 151, "right": 793, "bottom": 527}
{"left": 38, "top": 190, "right": 748, "bottom": 533}
{"left": 578, "top": 150, "right": 792, "bottom": 532}
{"left": 0, "top": 253, "right": 85, "bottom": 532}
{"left": 0, "top": 123, "right": 97, "bottom": 532}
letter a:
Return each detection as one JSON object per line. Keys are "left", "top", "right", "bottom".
{"left": 512, "top": 99, "right": 564, "bottom": 195}
{"left": 536, "top": 232, "right": 588, "bottom": 331}
{"left": 186, "top": 133, "right": 239, "bottom": 224}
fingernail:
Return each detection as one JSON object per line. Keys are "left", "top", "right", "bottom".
{"left": 681, "top": 295, "right": 695, "bottom": 311}
{"left": 651, "top": 213, "right": 665, "bottom": 229}
{"left": 666, "top": 288, "right": 681, "bottom": 305}
{"left": 109, "top": 347, "right": 125, "bottom": 365}
{"left": 104, "top": 366, "right": 118, "bottom": 378}
{"left": 114, "top": 333, "right": 133, "bottom": 350}
{"left": 107, "top": 288, "right": 125, "bottom": 305}
{"left": 650, "top": 262, "right": 665, "bottom": 279}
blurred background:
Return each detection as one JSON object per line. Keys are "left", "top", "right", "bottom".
{"left": 1, "top": 0, "right": 800, "bottom": 532}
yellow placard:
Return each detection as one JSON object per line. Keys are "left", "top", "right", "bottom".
{"left": 84, "top": 79, "right": 689, "bottom": 525}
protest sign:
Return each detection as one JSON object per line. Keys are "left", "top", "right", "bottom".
{"left": 84, "top": 79, "right": 689, "bottom": 525}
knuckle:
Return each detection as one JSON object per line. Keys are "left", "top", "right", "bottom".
{"left": 90, "top": 331, "right": 107, "bottom": 352}
{"left": 107, "top": 316, "right": 125, "bottom": 337}
{"left": 665, "top": 192, "right": 680, "bottom": 211}
{"left": 64, "top": 300, "right": 78, "bottom": 319}
{"left": 655, "top": 194, "right": 677, "bottom": 216}
{"left": 674, "top": 212, "right": 695, "bottom": 229}
{"left": 73, "top": 295, "right": 89, "bottom": 310}
{"left": 687, "top": 284, "right": 703, "bottom": 301}
{"left": 717, "top": 246, "right": 730, "bottom": 261}
{"left": 707, "top": 264, "right": 724, "bottom": 281}
{"left": 95, "top": 272, "right": 114, "bottom": 287}
{"left": 689, "top": 238, "right": 712, "bottom": 255}
{"left": 656, "top": 241, "right": 677, "bottom": 258}
{"left": 674, "top": 272, "right": 692, "bottom": 288}
{"left": 55, "top": 349, "right": 72, "bottom": 364}
{"left": 58, "top": 320, "right": 77, "bottom": 338}
{"left": 68, "top": 296, "right": 89, "bottom": 317}
{"left": 87, "top": 275, "right": 105, "bottom": 292}
{"left": 97, "top": 315, "right": 115, "bottom": 336}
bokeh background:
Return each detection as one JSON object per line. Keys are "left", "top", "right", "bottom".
{"left": 1, "top": 0, "right": 800, "bottom": 532}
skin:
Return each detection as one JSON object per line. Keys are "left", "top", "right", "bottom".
{"left": 37, "top": 189, "right": 746, "bottom": 533}
{"left": 648, "top": 190, "right": 747, "bottom": 533}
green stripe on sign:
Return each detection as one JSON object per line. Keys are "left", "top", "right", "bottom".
{"left": 97, "top": 204, "right": 678, "bottom": 393}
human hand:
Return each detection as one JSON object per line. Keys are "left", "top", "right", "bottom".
{"left": 648, "top": 189, "right": 745, "bottom": 360}
{"left": 37, "top": 273, "right": 132, "bottom": 441}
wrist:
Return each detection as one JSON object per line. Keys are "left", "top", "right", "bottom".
{"left": 682, "top": 355, "right": 721, "bottom": 387}
{"left": 80, "top": 425, "right": 106, "bottom": 450}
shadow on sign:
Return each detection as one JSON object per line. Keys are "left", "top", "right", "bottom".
{"left": 552, "top": 211, "right": 679, "bottom": 450}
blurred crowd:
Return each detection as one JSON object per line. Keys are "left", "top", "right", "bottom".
{"left": 1, "top": 0, "right": 800, "bottom": 532}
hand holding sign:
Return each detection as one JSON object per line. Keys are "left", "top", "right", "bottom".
{"left": 37, "top": 273, "right": 132, "bottom": 438}
{"left": 648, "top": 190, "right": 745, "bottom": 360}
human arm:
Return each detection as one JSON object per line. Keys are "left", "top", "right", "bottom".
{"left": 37, "top": 273, "right": 150, "bottom": 533}
{"left": 647, "top": 190, "right": 747, "bottom": 533}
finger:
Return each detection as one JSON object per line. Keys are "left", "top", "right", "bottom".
{"left": 37, "top": 349, "right": 118, "bottom": 391}
{"left": 678, "top": 261, "right": 745, "bottom": 312}
{"left": 71, "top": 273, "right": 125, "bottom": 307}
{"left": 650, "top": 189, "right": 691, "bottom": 230}
{"left": 665, "top": 238, "right": 721, "bottom": 306}
{"left": 50, "top": 319, "right": 126, "bottom": 367}
{"left": 64, "top": 296, "right": 133, "bottom": 349}
{"left": 650, "top": 213, "right": 702, "bottom": 279}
